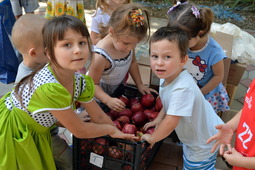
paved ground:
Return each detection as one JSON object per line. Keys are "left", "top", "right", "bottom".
{"left": 1, "top": 2, "right": 255, "bottom": 170}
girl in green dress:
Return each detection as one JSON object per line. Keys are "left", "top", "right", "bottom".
{"left": 0, "top": 15, "right": 136, "bottom": 170}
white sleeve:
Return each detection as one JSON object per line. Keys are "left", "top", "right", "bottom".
{"left": 91, "top": 15, "right": 100, "bottom": 33}
{"left": 166, "top": 88, "right": 195, "bottom": 117}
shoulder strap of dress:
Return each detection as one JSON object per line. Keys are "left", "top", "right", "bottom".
{"left": 94, "top": 47, "right": 114, "bottom": 63}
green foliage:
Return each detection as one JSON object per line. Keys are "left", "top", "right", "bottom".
{"left": 224, "top": 0, "right": 255, "bottom": 11}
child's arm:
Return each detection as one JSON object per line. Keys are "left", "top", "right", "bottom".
{"left": 88, "top": 53, "right": 126, "bottom": 112}
{"left": 129, "top": 53, "right": 158, "bottom": 95}
{"left": 200, "top": 60, "right": 224, "bottom": 95}
{"left": 50, "top": 100, "right": 137, "bottom": 140}
{"left": 91, "top": 31, "right": 101, "bottom": 45}
{"left": 142, "top": 115, "right": 181, "bottom": 147}
{"left": 207, "top": 109, "right": 242, "bottom": 154}
{"left": 223, "top": 148, "right": 255, "bottom": 169}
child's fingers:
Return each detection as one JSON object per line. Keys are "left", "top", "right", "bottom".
{"left": 207, "top": 134, "right": 217, "bottom": 144}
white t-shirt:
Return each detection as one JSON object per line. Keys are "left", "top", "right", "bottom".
{"left": 15, "top": 62, "right": 33, "bottom": 84}
{"left": 90, "top": 8, "right": 110, "bottom": 34}
{"left": 159, "top": 70, "right": 224, "bottom": 162}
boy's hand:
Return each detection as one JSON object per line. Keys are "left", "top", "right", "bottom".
{"left": 207, "top": 124, "right": 234, "bottom": 154}
{"left": 141, "top": 134, "right": 154, "bottom": 148}
{"left": 143, "top": 121, "right": 157, "bottom": 131}
{"left": 107, "top": 98, "right": 126, "bottom": 112}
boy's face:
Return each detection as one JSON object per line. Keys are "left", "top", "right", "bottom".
{"left": 150, "top": 39, "right": 187, "bottom": 83}
{"left": 54, "top": 28, "right": 90, "bottom": 72}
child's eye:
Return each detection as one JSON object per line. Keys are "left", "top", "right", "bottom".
{"left": 64, "top": 43, "right": 71, "bottom": 47}
{"left": 165, "top": 55, "right": 171, "bottom": 59}
{"left": 150, "top": 55, "right": 158, "bottom": 59}
{"left": 80, "top": 41, "right": 87, "bottom": 45}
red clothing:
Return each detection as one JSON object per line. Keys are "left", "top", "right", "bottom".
{"left": 234, "top": 79, "right": 255, "bottom": 170}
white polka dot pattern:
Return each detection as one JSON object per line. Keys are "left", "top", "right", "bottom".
{"left": 4, "top": 66, "right": 88, "bottom": 127}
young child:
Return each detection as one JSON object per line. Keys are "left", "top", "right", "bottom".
{"left": 12, "top": 14, "right": 49, "bottom": 84}
{"left": 0, "top": 15, "right": 136, "bottom": 170}
{"left": 90, "top": 0, "right": 131, "bottom": 45}
{"left": 167, "top": 2, "right": 230, "bottom": 113}
{"left": 45, "top": 0, "right": 86, "bottom": 24}
{"left": 12, "top": 14, "right": 74, "bottom": 170}
{"left": 88, "top": 3, "right": 157, "bottom": 112}
{"left": 141, "top": 26, "right": 224, "bottom": 169}
{"left": 10, "top": 0, "right": 39, "bottom": 19}
{"left": 207, "top": 80, "right": 255, "bottom": 169}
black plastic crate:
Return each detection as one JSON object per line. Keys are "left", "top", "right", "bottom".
{"left": 73, "top": 85, "right": 163, "bottom": 169}
{"left": 73, "top": 136, "right": 162, "bottom": 170}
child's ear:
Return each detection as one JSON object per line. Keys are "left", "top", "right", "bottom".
{"left": 181, "top": 55, "right": 188, "bottom": 65}
{"left": 198, "top": 30, "right": 206, "bottom": 37}
{"left": 44, "top": 48, "right": 51, "bottom": 61}
{"left": 108, "top": 27, "right": 115, "bottom": 37}
{"left": 29, "top": 48, "right": 36, "bottom": 57}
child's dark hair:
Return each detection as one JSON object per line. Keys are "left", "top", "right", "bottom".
{"left": 100, "top": 3, "right": 150, "bottom": 42}
{"left": 15, "top": 15, "right": 93, "bottom": 106}
{"left": 43, "top": 15, "right": 93, "bottom": 68}
{"left": 150, "top": 26, "right": 189, "bottom": 59}
{"left": 167, "top": 3, "right": 213, "bottom": 38}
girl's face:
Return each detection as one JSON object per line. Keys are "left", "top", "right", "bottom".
{"left": 54, "top": 29, "right": 90, "bottom": 72}
{"left": 106, "top": 0, "right": 125, "bottom": 9}
{"left": 112, "top": 34, "right": 139, "bottom": 53}
{"left": 150, "top": 39, "right": 187, "bottom": 84}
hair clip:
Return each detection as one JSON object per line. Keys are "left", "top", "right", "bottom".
{"left": 191, "top": 6, "right": 200, "bottom": 18}
{"left": 129, "top": 9, "right": 145, "bottom": 27}
{"left": 167, "top": 1, "right": 188, "bottom": 15}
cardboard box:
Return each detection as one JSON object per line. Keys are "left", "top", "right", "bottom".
{"left": 226, "top": 83, "right": 238, "bottom": 105}
{"left": 227, "top": 63, "right": 247, "bottom": 86}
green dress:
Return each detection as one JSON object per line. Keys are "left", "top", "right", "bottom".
{"left": 0, "top": 65, "right": 94, "bottom": 170}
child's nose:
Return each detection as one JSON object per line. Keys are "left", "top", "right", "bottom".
{"left": 156, "top": 58, "right": 164, "bottom": 65}
{"left": 74, "top": 45, "right": 81, "bottom": 53}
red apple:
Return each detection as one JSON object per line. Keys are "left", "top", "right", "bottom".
{"left": 131, "top": 111, "right": 147, "bottom": 126}
{"left": 141, "top": 94, "right": 155, "bottom": 108}
{"left": 119, "top": 108, "right": 133, "bottom": 118}
{"left": 145, "top": 127, "right": 155, "bottom": 134}
{"left": 116, "top": 116, "right": 130, "bottom": 127}
{"left": 155, "top": 96, "right": 163, "bottom": 111}
{"left": 130, "top": 102, "right": 143, "bottom": 113}
{"left": 92, "top": 138, "right": 108, "bottom": 155}
{"left": 108, "top": 146, "right": 123, "bottom": 159}
{"left": 118, "top": 95, "right": 129, "bottom": 106}
{"left": 122, "top": 123, "right": 137, "bottom": 134}
{"left": 109, "top": 109, "right": 119, "bottom": 120}
{"left": 113, "top": 120, "right": 122, "bottom": 130}
{"left": 122, "top": 165, "right": 132, "bottom": 170}
{"left": 144, "top": 109, "right": 159, "bottom": 121}
{"left": 129, "top": 97, "right": 140, "bottom": 106}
